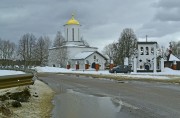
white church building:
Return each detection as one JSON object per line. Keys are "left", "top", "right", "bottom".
{"left": 48, "top": 15, "right": 107, "bottom": 70}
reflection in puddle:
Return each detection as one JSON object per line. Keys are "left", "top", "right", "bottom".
{"left": 52, "top": 89, "right": 128, "bottom": 118}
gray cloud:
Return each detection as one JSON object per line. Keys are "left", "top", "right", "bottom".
{"left": 137, "top": 0, "right": 180, "bottom": 40}
{"left": 155, "top": 0, "right": 180, "bottom": 9}
{"left": 1, "top": 0, "right": 179, "bottom": 51}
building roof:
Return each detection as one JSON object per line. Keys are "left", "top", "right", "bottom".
{"left": 65, "top": 14, "right": 80, "bottom": 25}
{"left": 137, "top": 41, "right": 157, "bottom": 44}
{"left": 71, "top": 51, "right": 108, "bottom": 60}
{"left": 72, "top": 51, "right": 94, "bottom": 60}
{"left": 169, "top": 54, "right": 180, "bottom": 61}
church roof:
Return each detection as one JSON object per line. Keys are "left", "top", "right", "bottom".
{"left": 71, "top": 51, "right": 108, "bottom": 60}
{"left": 72, "top": 51, "right": 94, "bottom": 60}
{"left": 65, "top": 14, "right": 80, "bottom": 25}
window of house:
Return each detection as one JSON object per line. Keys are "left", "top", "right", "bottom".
{"left": 86, "top": 60, "right": 89, "bottom": 64}
{"left": 146, "top": 47, "right": 149, "bottom": 55}
{"left": 140, "top": 47, "right": 144, "bottom": 55}
{"left": 151, "top": 47, "right": 154, "bottom": 55}
{"left": 67, "top": 29, "right": 68, "bottom": 41}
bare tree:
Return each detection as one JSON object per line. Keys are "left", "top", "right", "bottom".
{"left": 53, "top": 31, "right": 65, "bottom": 47}
{"left": 170, "top": 41, "right": 180, "bottom": 55}
{"left": 80, "top": 37, "right": 89, "bottom": 46}
{"left": 18, "top": 33, "right": 36, "bottom": 67}
{"left": 48, "top": 31, "right": 68, "bottom": 67}
{"left": 57, "top": 47, "right": 68, "bottom": 67}
{"left": 0, "top": 40, "right": 14, "bottom": 59}
{"left": 102, "top": 43, "right": 116, "bottom": 60}
{"left": 35, "top": 36, "right": 51, "bottom": 66}
{"left": 0, "top": 38, "right": 3, "bottom": 59}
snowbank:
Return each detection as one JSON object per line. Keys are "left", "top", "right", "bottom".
{"left": 34, "top": 66, "right": 180, "bottom": 80}
{"left": 35, "top": 66, "right": 180, "bottom": 75}
{"left": 161, "top": 67, "right": 180, "bottom": 75}
{"left": 35, "top": 66, "right": 72, "bottom": 73}
{"left": 0, "top": 70, "right": 25, "bottom": 76}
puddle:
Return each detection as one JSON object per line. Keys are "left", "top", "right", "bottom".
{"left": 52, "top": 89, "right": 138, "bottom": 118}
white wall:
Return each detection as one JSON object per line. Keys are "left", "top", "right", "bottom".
{"left": 70, "top": 52, "right": 106, "bottom": 70}
{"left": 85, "top": 52, "right": 106, "bottom": 70}
{"left": 64, "top": 24, "right": 80, "bottom": 42}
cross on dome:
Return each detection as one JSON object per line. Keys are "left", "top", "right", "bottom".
{"left": 66, "top": 13, "right": 80, "bottom": 25}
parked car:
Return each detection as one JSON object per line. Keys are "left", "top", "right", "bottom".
{"left": 109, "top": 65, "right": 131, "bottom": 73}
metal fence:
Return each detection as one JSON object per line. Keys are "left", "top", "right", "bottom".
{"left": 0, "top": 67, "right": 36, "bottom": 89}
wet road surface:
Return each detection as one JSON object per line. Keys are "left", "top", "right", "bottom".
{"left": 39, "top": 74, "right": 180, "bottom": 118}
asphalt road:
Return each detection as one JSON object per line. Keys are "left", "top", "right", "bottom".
{"left": 38, "top": 74, "right": 180, "bottom": 118}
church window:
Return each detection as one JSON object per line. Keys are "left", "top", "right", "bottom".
{"left": 72, "top": 28, "right": 74, "bottom": 41}
{"left": 86, "top": 60, "right": 89, "bottom": 64}
{"left": 146, "top": 47, "right": 149, "bottom": 55}
{"left": 140, "top": 47, "right": 144, "bottom": 55}
{"left": 76, "top": 61, "right": 79, "bottom": 64}
{"left": 94, "top": 55, "right": 96, "bottom": 59}
{"left": 78, "top": 28, "right": 79, "bottom": 41}
{"left": 67, "top": 29, "right": 68, "bottom": 41}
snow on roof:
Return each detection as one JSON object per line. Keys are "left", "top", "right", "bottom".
{"left": 169, "top": 54, "right": 180, "bottom": 61}
{"left": 72, "top": 51, "right": 94, "bottom": 60}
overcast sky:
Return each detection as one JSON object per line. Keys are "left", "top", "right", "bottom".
{"left": 1, "top": 0, "right": 180, "bottom": 51}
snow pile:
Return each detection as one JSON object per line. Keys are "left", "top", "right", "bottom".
{"left": 161, "top": 67, "right": 180, "bottom": 75}
{"left": 35, "top": 66, "right": 72, "bottom": 73}
{"left": 0, "top": 70, "right": 25, "bottom": 76}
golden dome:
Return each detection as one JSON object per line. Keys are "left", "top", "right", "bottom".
{"left": 66, "top": 14, "right": 80, "bottom": 25}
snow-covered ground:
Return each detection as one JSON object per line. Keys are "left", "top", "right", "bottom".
{"left": 35, "top": 66, "right": 180, "bottom": 80}
{"left": 0, "top": 70, "right": 25, "bottom": 76}
{"left": 0, "top": 67, "right": 179, "bottom": 79}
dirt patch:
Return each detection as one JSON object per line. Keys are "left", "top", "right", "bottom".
{"left": 0, "top": 80, "right": 55, "bottom": 118}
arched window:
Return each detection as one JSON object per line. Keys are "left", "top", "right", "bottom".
{"left": 86, "top": 60, "right": 89, "bottom": 64}
{"left": 78, "top": 28, "right": 79, "bottom": 41}
{"left": 146, "top": 47, "right": 149, "bottom": 55}
{"left": 140, "top": 47, "right": 144, "bottom": 55}
{"left": 94, "top": 55, "right": 96, "bottom": 59}
{"left": 67, "top": 28, "right": 68, "bottom": 41}
{"left": 72, "top": 28, "right": 74, "bottom": 41}
{"left": 76, "top": 61, "right": 79, "bottom": 64}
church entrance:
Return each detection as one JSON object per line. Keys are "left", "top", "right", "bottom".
{"left": 145, "top": 63, "right": 150, "bottom": 71}
{"left": 91, "top": 62, "right": 95, "bottom": 69}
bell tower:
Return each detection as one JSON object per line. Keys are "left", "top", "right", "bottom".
{"left": 64, "top": 14, "right": 80, "bottom": 42}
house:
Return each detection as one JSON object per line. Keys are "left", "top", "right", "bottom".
{"left": 133, "top": 41, "right": 164, "bottom": 72}
{"left": 165, "top": 53, "right": 180, "bottom": 70}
